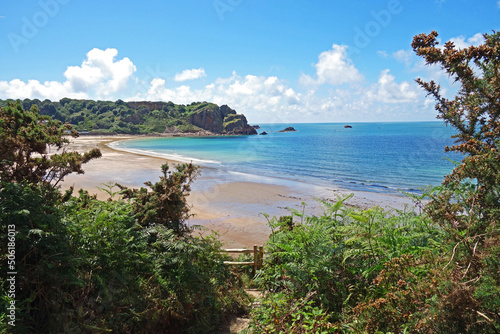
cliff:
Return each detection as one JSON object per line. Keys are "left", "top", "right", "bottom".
{"left": 223, "top": 113, "right": 256, "bottom": 135}
{"left": 190, "top": 104, "right": 257, "bottom": 135}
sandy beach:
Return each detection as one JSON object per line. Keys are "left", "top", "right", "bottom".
{"left": 61, "top": 135, "right": 417, "bottom": 248}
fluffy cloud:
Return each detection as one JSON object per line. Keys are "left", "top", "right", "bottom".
{"left": 365, "top": 69, "right": 419, "bottom": 104}
{"left": 174, "top": 68, "right": 206, "bottom": 82}
{"left": 449, "top": 33, "right": 484, "bottom": 49}
{"left": 377, "top": 50, "right": 389, "bottom": 58}
{"left": 143, "top": 78, "right": 196, "bottom": 103}
{"left": 300, "top": 44, "right": 363, "bottom": 87}
{"left": 392, "top": 49, "right": 413, "bottom": 66}
{"left": 0, "top": 79, "right": 85, "bottom": 101}
{"left": 65, "top": 48, "right": 136, "bottom": 96}
{"left": 0, "top": 48, "right": 136, "bottom": 100}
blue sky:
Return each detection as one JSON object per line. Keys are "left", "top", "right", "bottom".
{"left": 1, "top": 0, "right": 499, "bottom": 123}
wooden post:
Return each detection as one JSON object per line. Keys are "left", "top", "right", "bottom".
{"left": 259, "top": 246, "right": 264, "bottom": 269}
{"left": 253, "top": 245, "right": 258, "bottom": 274}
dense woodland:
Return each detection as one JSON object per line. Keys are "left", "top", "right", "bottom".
{"left": 1, "top": 31, "right": 499, "bottom": 333}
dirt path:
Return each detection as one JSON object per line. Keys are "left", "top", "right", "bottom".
{"left": 220, "top": 289, "right": 263, "bottom": 333}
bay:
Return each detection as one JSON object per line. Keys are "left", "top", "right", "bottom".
{"left": 111, "top": 122, "right": 460, "bottom": 195}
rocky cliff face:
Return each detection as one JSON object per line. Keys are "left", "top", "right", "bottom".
{"left": 219, "top": 104, "right": 237, "bottom": 118}
{"left": 189, "top": 104, "right": 257, "bottom": 135}
{"left": 223, "top": 114, "right": 256, "bottom": 135}
{"left": 189, "top": 105, "right": 223, "bottom": 133}
{"left": 123, "top": 100, "right": 257, "bottom": 135}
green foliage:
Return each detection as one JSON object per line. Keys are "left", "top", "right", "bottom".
{"left": 0, "top": 182, "right": 78, "bottom": 333}
{"left": 251, "top": 195, "right": 445, "bottom": 332}
{"left": 0, "top": 101, "right": 101, "bottom": 186}
{"left": 0, "top": 98, "right": 244, "bottom": 135}
{"left": 175, "top": 123, "right": 202, "bottom": 133}
{"left": 118, "top": 163, "right": 198, "bottom": 235}
{"left": 59, "top": 191, "right": 247, "bottom": 333}
{"left": 251, "top": 188, "right": 500, "bottom": 333}
{"left": 247, "top": 291, "right": 331, "bottom": 333}
{"left": 1, "top": 182, "right": 247, "bottom": 333}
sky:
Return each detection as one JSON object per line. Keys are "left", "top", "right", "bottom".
{"left": 0, "top": 0, "right": 499, "bottom": 123}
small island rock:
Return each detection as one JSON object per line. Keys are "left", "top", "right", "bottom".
{"left": 278, "top": 127, "right": 297, "bottom": 132}
{"left": 259, "top": 131, "right": 268, "bottom": 135}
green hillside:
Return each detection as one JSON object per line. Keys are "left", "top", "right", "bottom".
{"left": 0, "top": 98, "right": 257, "bottom": 135}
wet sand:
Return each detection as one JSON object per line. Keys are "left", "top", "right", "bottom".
{"left": 61, "top": 135, "right": 417, "bottom": 248}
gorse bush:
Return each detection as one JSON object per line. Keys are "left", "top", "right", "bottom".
{"left": 117, "top": 162, "right": 198, "bottom": 235}
{"left": 0, "top": 101, "right": 101, "bottom": 186}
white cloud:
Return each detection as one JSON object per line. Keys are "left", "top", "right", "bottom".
{"left": 467, "top": 33, "right": 485, "bottom": 46}
{"left": 377, "top": 51, "right": 389, "bottom": 58}
{"left": 392, "top": 49, "right": 413, "bottom": 66}
{"left": 142, "top": 78, "right": 196, "bottom": 103}
{"left": 365, "top": 69, "right": 419, "bottom": 104}
{"left": 174, "top": 68, "right": 206, "bottom": 82}
{"left": 64, "top": 48, "right": 136, "bottom": 97}
{"left": 0, "top": 48, "right": 136, "bottom": 100}
{"left": 448, "top": 33, "right": 485, "bottom": 49}
{"left": 300, "top": 44, "right": 363, "bottom": 87}
{"left": 0, "top": 79, "right": 86, "bottom": 101}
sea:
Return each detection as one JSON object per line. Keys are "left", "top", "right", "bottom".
{"left": 110, "top": 122, "right": 461, "bottom": 196}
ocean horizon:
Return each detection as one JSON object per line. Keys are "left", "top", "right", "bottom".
{"left": 111, "top": 121, "right": 460, "bottom": 196}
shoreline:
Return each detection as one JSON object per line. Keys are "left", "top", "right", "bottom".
{"left": 61, "top": 135, "right": 418, "bottom": 248}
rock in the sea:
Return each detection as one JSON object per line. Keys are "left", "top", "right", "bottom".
{"left": 344, "top": 125, "right": 352, "bottom": 128}
{"left": 259, "top": 131, "right": 268, "bottom": 135}
{"left": 278, "top": 127, "right": 297, "bottom": 132}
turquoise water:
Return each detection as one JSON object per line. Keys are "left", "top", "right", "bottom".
{"left": 112, "top": 122, "right": 460, "bottom": 194}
